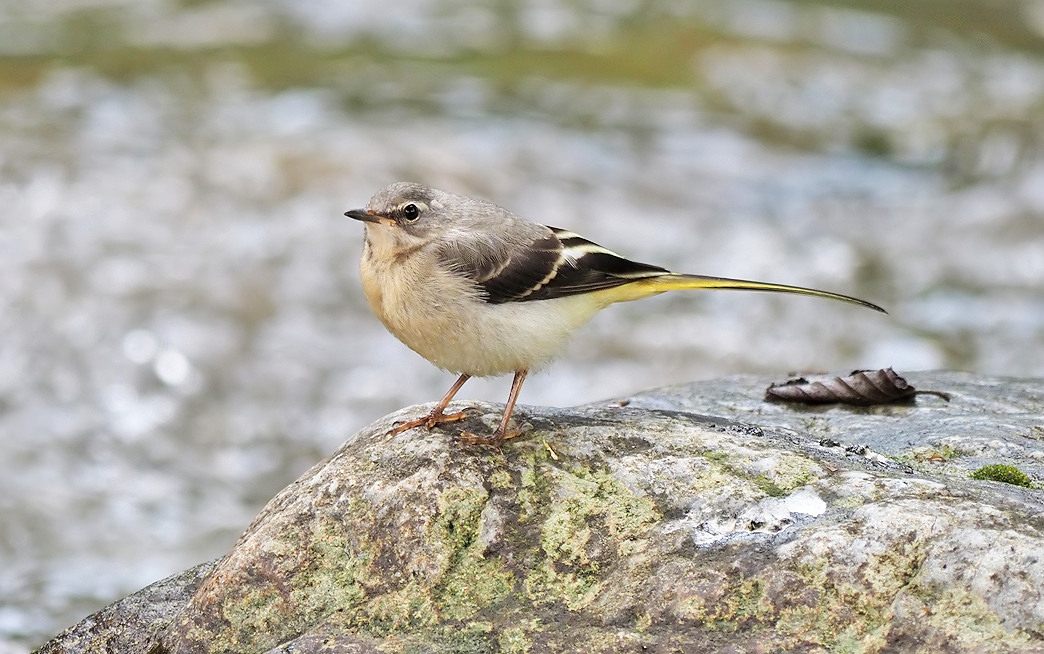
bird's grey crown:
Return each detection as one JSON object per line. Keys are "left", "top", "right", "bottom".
{"left": 366, "top": 181, "right": 436, "bottom": 214}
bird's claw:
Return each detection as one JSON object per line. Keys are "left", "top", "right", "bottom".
{"left": 388, "top": 408, "right": 470, "bottom": 437}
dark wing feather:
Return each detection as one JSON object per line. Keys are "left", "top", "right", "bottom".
{"left": 475, "top": 233, "right": 563, "bottom": 303}
{"left": 474, "top": 227, "right": 669, "bottom": 304}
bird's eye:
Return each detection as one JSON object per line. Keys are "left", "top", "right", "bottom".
{"left": 402, "top": 203, "right": 420, "bottom": 222}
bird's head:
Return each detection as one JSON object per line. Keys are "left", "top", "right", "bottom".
{"left": 345, "top": 182, "right": 519, "bottom": 257}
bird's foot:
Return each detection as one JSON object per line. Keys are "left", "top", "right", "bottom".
{"left": 388, "top": 407, "right": 470, "bottom": 437}
{"left": 456, "top": 427, "right": 523, "bottom": 447}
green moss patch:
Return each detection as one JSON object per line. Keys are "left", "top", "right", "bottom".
{"left": 970, "top": 464, "right": 1033, "bottom": 488}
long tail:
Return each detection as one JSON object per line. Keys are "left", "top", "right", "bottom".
{"left": 598, "top": 272, "right": 886, "bottom": 313}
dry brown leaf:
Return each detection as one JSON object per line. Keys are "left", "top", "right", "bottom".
{"left": 765, "top": 368, "right": 951, "bottom": 406}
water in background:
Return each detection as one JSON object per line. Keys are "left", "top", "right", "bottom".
{"left": 1, "top": 0, "right": 1042, "bottom": 648}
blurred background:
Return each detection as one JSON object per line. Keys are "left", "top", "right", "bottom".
{"left": 1, "top": 0, "right": 1042, "bottom": 648}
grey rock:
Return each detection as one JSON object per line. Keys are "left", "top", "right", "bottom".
{"left": 35, "top": 372, "right": 1044, "bottom": 653}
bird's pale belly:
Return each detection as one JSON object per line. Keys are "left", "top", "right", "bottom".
{"left": 361, "top": 259, "right": 600, "bottom": 377}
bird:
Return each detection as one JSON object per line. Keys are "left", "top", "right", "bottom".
{"left": 345, "top": 182, "right": 885, "bottom": 446}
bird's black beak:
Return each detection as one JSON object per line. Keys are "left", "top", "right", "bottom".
{"left": 344, "top": 208, "right": 381, "bottom": 223}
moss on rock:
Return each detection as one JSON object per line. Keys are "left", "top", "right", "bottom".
{"left": 970, "top": 464, "right": 1033, "bottom": 488}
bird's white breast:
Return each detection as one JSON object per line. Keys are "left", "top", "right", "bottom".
{"left": 359, "top": 235, "right": 602, "bottom": 377}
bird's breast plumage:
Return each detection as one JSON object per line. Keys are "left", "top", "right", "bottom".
{"left": 359, "top": 234, "right": 602, "bottom": 377}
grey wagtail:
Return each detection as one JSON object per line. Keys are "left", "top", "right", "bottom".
{"left": 345, "top": 182, "right": 885, "bottom": 446}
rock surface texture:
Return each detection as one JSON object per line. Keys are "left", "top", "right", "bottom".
{"left": 36, "top": 372, "right": 1044, "bottom": 653}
